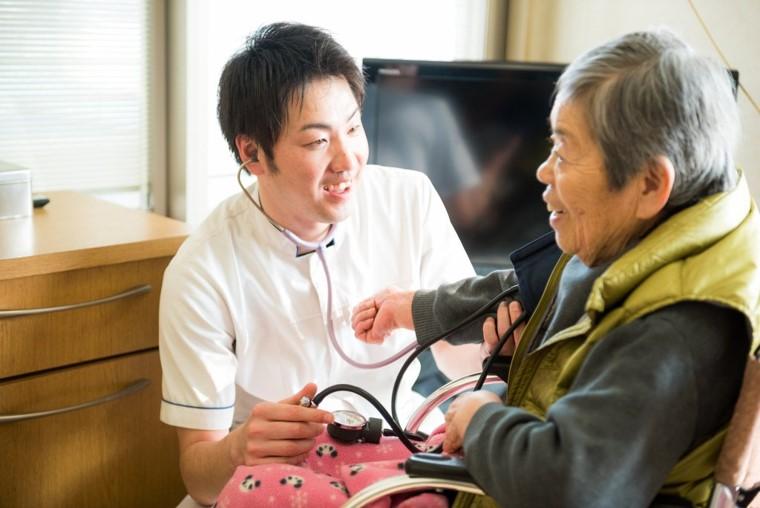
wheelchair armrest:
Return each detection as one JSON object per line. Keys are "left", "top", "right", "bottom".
{"left": 405, "top": 453, "right": 476, "bottom": 484}
{"left": 405, "top": 373, "right": 505, "bottom": 435}
{"left": 341, "top": 472, "right": 484, "bottom": 508}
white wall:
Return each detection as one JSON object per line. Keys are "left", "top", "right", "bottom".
{"left": 506, "top": 0, "right": 760, "bottom": 199}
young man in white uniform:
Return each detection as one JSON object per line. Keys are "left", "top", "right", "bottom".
{"left": 158, "top": 22, "right": 478, "bottom": 505}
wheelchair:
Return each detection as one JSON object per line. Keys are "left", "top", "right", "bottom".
{"left": 343, "top": 352, "right": 760, "bottom": 508}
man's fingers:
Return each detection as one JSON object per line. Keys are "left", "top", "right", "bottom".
{"left": 242, "top": 438, "right": 317, "bottom": 464}
{"left": 253, "top": 402, "right": 333, "bottom": 424}
{"left": 247, "top": 420, "right": 325, "bottom": 440}
{"left": 241, "top": 454, "right": 308, "bottom": 467}
{"left": 270, "top": 385, "right": 333, "bottom": 424}
{"left": 278, "top": 383, "right": 317, "bottom": 405}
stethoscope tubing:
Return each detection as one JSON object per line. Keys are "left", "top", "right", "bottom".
{"left": 237, "top": 161, "right": 525, "bottom": 449}
{"left": 389, "top": 285, "right": 522, "bottom": 424}
{"left": 237, "top": 161, "right": 418, "bottom": 369}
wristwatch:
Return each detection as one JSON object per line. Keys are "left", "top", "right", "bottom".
{"left": 327, "top": 410, "right": 383, "bottom": 444}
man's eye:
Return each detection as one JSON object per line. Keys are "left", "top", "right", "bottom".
{"left": 309, "top": 138, "right": 327, "bottom": 147}
{"left": 348, "top": 124, "right": 362, "bottom": 134}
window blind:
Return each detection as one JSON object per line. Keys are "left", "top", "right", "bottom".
{"left": 0, "top": 0, "right": 151, "bottom": 204}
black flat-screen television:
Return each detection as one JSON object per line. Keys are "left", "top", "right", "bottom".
{"left": 362, "top": 58, "right": 566, "bottom": 273}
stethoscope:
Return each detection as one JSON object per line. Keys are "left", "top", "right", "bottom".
{"left": 238, "top": 159, "right": 527, "bottom": 453}
{"left": 237, "top": 160, "right": 418, "bottom": 369}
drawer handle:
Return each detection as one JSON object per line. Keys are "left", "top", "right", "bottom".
{"left": 0, "top": 378, "right": 150, "bottom": 424}
{"left": 0, "top": 284, "right": 152, "bottom": 318}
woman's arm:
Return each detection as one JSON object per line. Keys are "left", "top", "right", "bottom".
{"left": 459, "top": 301, "right": 747, "bottom": 508}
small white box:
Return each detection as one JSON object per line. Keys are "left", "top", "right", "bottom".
{"left": 0, "top": 162, "right": 32, "bottom": 220}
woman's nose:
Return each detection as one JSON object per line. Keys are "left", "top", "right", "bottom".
{"left": 536, "top": 155, "right": 554, "bottom": 184}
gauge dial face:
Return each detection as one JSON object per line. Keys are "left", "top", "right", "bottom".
{"left": 332, "top": 410, "right": 367, "bottom": 429}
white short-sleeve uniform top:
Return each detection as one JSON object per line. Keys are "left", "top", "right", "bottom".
{"left": 159, "top": 165, "right": 475, "bottom": 431}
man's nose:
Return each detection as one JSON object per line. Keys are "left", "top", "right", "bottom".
{"left": 329, "top": 137, "right": 358, "bottom": 172}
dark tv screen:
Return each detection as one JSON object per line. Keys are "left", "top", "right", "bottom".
{"left": 362, "top": 59, "right": 566, "bottom": 273}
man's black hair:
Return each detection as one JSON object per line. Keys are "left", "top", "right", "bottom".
{"left": 217, "top": 22, "right": 365, "bottom": 164}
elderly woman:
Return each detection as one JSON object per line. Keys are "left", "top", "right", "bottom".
{"left": 352, "top": 30, "right": 759, "bottom": 507}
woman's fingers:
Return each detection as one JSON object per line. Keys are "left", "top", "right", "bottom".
{"left": 482, "top": 315, "right": 497, "bottom": 355}
{"left": 482, "top": 300, "right": 528, "bottom": 356}
{"left": 496, "top": 300, "right": 510, "bottom": 338}
{"left": 483, "top": 301, "right": 510, "bottom": 355}
{"left": 509, "top": 300, "right": 525, "bottom": 346}
{"left": 351, "top": 300, "right": 376, "bottom": 328}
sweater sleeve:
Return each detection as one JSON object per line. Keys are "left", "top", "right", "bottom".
{"left": 411, "top": 270, "right": 519, "bottom": 345}
{"left": 461, "top": 301, "right": 748, "bottom": 508}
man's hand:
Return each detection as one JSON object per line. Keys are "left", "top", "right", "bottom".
{"left": 442, "top": 391, "right": 501, "bottom": 454}
{"left": 228, "top": 383, "right": 333, "bottom": 467}
{"left": 177, "top": 383, "right": 333, "bottom": 505}
{"left": 480, "top": 300, "right": 526, "bottom": 360}
{"left": 351, "top": 289, "right": 415, "bottom": 344}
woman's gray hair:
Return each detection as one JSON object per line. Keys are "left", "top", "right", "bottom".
{"left": 555, "top": 29, "right": 740, "bottom": 207}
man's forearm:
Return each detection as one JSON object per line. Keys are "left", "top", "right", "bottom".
{"left": 178, "top": 432, "right": 237, "bottom": 506}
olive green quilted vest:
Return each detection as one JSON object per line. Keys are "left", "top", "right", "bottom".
{"left": 456, "top": 174, "right": 760, "bottom": 508}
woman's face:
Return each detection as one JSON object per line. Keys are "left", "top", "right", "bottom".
{"left": 537, "top": 100, "right": 650, "bottom": 266}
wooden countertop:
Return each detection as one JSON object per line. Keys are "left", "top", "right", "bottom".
{"left": 0, "top": 192, "right": 191, "bottom": 279}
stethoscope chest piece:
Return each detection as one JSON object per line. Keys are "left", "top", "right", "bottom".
{"left": 327, "top": 410, "right": 383, "bottom": 444}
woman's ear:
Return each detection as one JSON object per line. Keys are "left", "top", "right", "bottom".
{"left": 235, "top": 135, "right": 263, "bottom": 175}
{"left": 637, "top": 156, "right": 675, "bottom": 220}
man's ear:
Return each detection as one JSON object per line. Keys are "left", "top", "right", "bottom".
{"left": 235, "top": 135, "right": 263, "bottom": 175}
{"left": 636, "top": 155, "right": 675, "bottom": 220}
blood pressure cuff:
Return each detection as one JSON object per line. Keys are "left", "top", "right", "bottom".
{"left": 509, "top": 231, "right": 562, "bottom": 317}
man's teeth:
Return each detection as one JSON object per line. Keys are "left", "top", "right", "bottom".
{"left": 324, "top": 182, "right": 349, "bottom": 192}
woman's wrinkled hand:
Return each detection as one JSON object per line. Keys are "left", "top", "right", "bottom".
{"left": 480, "top": 300, "right": 526, "bottom": 360}
{"left": 442, "top": 391, "right": 502, "bottom": 454}
{"left": 351, "top": 288, "right": 415, "bottom": 344}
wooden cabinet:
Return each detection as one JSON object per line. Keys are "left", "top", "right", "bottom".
{"left": 0, "top": 192, "right": 191, "bottom": 508}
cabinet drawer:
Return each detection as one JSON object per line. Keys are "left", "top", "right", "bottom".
{"left": 0, "top": 256, "right": 171, "bottom": 379}
{"left": 0, "top": 349, "right": 185, "bottom": 508}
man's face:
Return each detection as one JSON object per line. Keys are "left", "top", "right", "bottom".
{"left": 256, "top": 76, "right": 369, "bottom": 242}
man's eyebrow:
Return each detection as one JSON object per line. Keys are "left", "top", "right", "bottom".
{"left": 299, "top": 107, "right": 361, "bottom": 132}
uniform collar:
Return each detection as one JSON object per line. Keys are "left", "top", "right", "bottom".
{"left": 244, "top": 182, "right": 344, "bottom": 258}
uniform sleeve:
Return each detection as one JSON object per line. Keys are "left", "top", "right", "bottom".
{"left": 159, "top": 248, "right": 238, "bottom": 431}
{"left": 461, "top": 301, "right": 748, "bottom": 508}
{"left": 412, "top": 270, "right": 519, "bottom": 345}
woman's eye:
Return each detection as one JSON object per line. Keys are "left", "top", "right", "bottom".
{"left": 547, "top": 139, "right": 565, "bottom": 163}
{"left": 348, "top": 124, "right": 362, "bottom": 134}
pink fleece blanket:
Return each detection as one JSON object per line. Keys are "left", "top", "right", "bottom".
{"left": 215, "top": 426, "right": 449, "bottom": 507}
